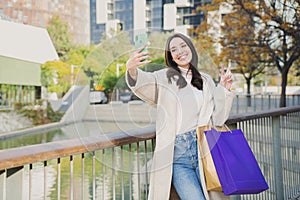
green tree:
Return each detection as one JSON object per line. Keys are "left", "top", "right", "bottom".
{"left": 142, "top": 57, "right": 166, "bottom": 72}
{"left": 82, "top": 31, "right": 132, "bottom": 94}
{"left": 47, "top": 15, "right": 73, "bottom": 61}
{"left": 46, "top": 15, "right": 94, "bottom": 92}
{"left": 67, "top": 45, "right": 94, "bottom": 66}
{"left": 66, "top": 44, "right": 95, "bottom": 86}
{"left": 41, "top": 61, "right": 76, "bottom": 97}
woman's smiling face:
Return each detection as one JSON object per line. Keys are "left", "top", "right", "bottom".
{"left": 169, "top": 37, "right": 192, "bottom": 69}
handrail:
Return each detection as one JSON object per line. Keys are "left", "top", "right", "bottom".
{"left": 0, "top": 106, "right": 299, "bottom": 171}
{"left": 226, "top": 105, "right": 300, "bottom": 124}
{"left": 0, "top": 126, "right": 156, "bottom": 170}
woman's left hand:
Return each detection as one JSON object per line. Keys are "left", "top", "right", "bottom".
{"left": 220, "top": 64, "right": 233, "bottom": 90}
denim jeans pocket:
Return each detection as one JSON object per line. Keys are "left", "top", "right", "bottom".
{"left": 174, "top": 136, "right": 189, "bottom": 162}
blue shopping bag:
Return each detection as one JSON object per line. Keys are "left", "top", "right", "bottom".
{"left": 204, "top": 128, "right": 269, "bottom": 195}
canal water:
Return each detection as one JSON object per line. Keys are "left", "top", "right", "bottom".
{"left": 0, "top": 121, "right": 154, "bottom": 150}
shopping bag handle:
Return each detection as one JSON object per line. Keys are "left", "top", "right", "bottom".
{"left": 223, "top": 124, "right": 233, "bottom": 133}
{"left": 211, "top": 124, "right": 233, "bottom": 133}
{"left": 210, "top": 117, "right": 232, "bottom": 133}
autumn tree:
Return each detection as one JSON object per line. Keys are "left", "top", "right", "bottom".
{"left": 220, "top": 8, "right": 267, "bottom": 102}
{"left": 192, "top": 30, "right": 221, "bottom": 80}
{"left": 200, "top": 0, "right": 300, "bottom": 107}
{"left": 195, "top": 2, "right": 267, "bottom": 100}
{"left": 240, "top": 0, "right": 299, "bottom": 107}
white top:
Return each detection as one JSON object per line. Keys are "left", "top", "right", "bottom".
{"left": 176, "top": 67, "right": 204, "bottom": 135}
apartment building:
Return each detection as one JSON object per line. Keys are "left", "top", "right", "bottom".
{"left": 90, "top": 0, "right": 210, "bottom": 44}
{"left": 0, "top": 0, "right": 90, "bottom": 45}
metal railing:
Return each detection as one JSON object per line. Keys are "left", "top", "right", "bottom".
{"left": 227, "top": 106, "right": 300, "bottom": 200}
{"left": 231, "top": 94, "right": 300, "bottom": 114}
{"left": 0, "top": 106, "right": 300, "bottom": 200}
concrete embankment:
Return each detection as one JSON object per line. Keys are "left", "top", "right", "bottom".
{"left": 0, "top": 112, "right": 32, "bottom": 134}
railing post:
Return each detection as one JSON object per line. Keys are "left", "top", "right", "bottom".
{"left": 0, "top": 170, "right": 5, "bottom": 200}
{"left": 6, "top": 166, "right": 23, "bottom": 200}
{"left": 261, "top": 94, "right": 264, "bottom": 111}
{"left": 236, "top": 95, "right": 239, "bottom": 114}
{"left": 253, "top": 94, "right": 256, "bottom": 112}
{"left": 70, "top": 156, "right": 74, "bottom": 200}
{"left": 44, "top": 161, "right": 47, "bottom": 200}
{"left": 268, "top": 94, "right": 271, "bottom": 110}
{"left": 272, "top": 116, "right": 284, "bottom": 199}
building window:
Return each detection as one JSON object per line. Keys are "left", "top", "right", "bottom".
{"left": 177, "top": 18, "right": 183, "bottom": 26}
{"left": 146, "top": 21, "right": 151, "bottom": 27}
{"left": 146, "top": 10, "right": 151, "bottom": 18}
{"left": 108, "top": 13, "right": 113, "bottom": 20}
{"left": 107, "top": 3, "right": 114, "bottom": 11}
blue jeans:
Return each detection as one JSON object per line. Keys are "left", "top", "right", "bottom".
{"left": 172, "top": 130, "right": 206, "bottom": 200}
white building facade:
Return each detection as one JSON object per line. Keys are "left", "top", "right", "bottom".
{"left": 90, "top": 0, "right": 208, "bottom": 44}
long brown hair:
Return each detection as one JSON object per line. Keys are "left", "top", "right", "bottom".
{"left": 165, "top": 33, "right": 203, "bottom": 90}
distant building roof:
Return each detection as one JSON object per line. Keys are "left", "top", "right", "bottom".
{"left": 0, "top": 19, "right": 59, "bottom": 64}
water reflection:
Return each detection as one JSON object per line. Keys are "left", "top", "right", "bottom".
{"left": 0, "top": 121, "right": 153, "bottom": 150}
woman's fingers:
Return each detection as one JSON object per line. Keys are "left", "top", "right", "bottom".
{"left": 225, "top": 64, "right": 231, "bottom": 75}
{"left": 137, "top": 43, "right": 148, "bottom": 53}
{"left": 220, "top": 64, "right": 233, "bottom": 90}
{"left": 135, "top": 51, "right": 149, "bottom": 59}
{"left": 138, "top": 60, "right": 151, "bottom": 66}
{"left": 126, "top": 50, "right": 151, "bottom": 70}
{"left": 138, "top": 55, "right": 150, "bottom": 61}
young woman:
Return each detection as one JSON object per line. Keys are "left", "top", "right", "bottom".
{"left": 126, "top": 33, "right": 234, "bottom": 200}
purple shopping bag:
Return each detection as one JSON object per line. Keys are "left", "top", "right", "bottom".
{"left": 205, "top": 128, "right": 269, "bottom": 195}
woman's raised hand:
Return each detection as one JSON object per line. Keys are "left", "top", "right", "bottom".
{"left": 126, "top": 44, "right": 151, "bottom": 78}
{"left": 220, "top": 64, "right": 233, "bottom": 90}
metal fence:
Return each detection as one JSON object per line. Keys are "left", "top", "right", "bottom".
{"left": 231, "top": 94, "right": 300, "bottom": 114}
{"left": 227, "top": 106, "right": 300, "bottom": 200}
{"left": 0, "top": 106, "right": 300, "bottom": 200}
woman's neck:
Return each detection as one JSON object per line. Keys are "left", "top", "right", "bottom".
{"left": 178, "top": 66, "right": 192, "bottom": 78}
{"left": 178, "top": 66, "right": 190, "bottom": 72}
{"left": 178, "top": 64, "right": 189, "bottom": 69}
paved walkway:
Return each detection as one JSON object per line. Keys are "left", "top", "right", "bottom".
{"left": 82, "top": 102, "right": 157, "bottom": 132}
